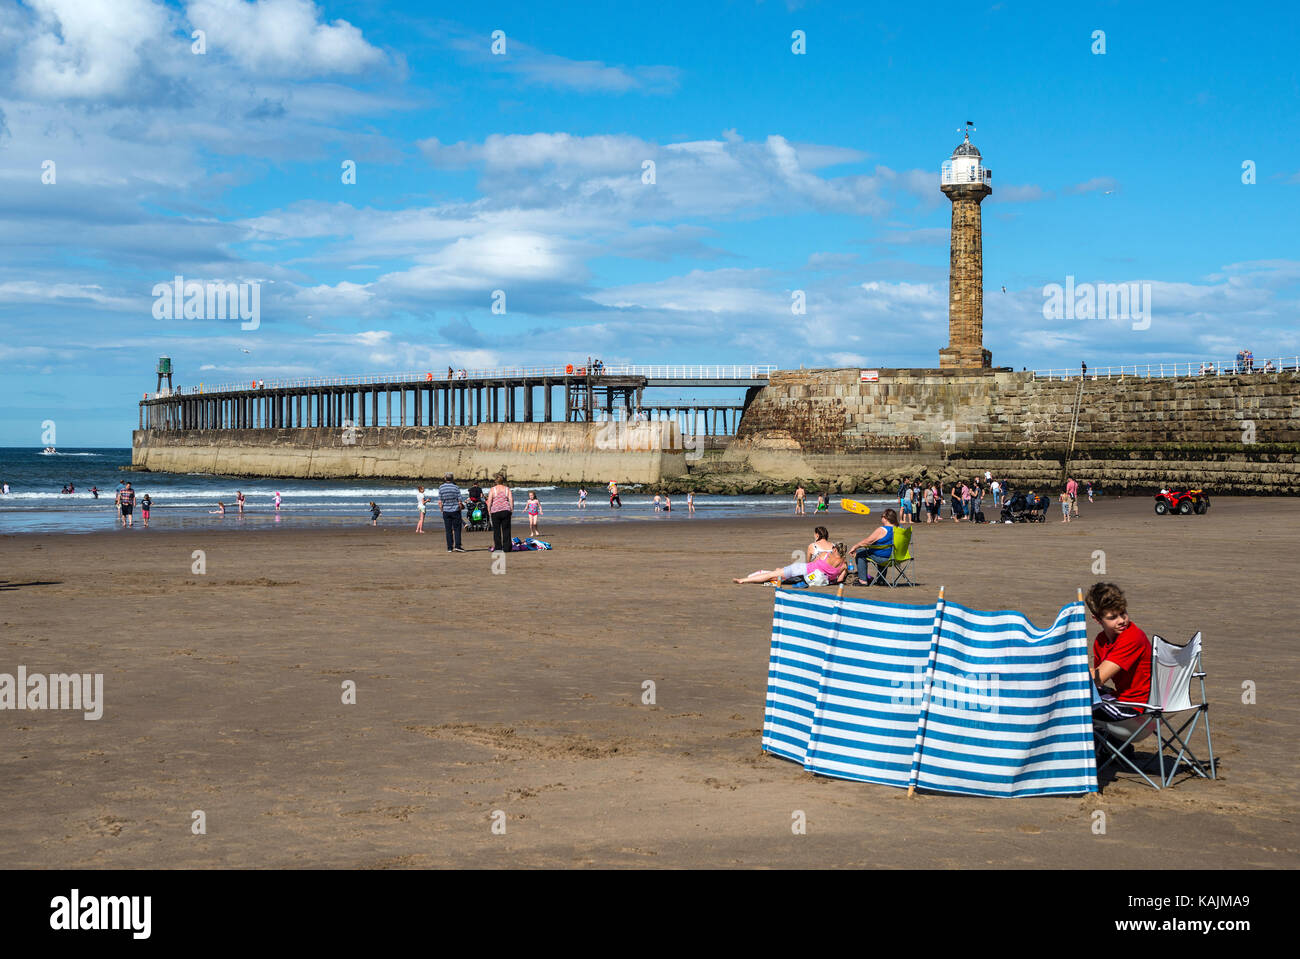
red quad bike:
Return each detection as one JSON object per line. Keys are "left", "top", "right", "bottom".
{"left": 1154, "top": 489, "right": 1211, "bottom": 516}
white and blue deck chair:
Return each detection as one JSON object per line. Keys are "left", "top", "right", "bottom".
{"left": 1093, "top": 631, "right": 1216, "bottom": 789}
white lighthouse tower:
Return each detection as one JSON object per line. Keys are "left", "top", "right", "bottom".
{"left": 939, "top": 127, "right": 993, "bottom": 369}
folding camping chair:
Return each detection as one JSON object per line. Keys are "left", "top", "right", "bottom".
{"left": 864, "top": 527, "right": 915, "bottom": 587}
{"left": 1093, "top": 631, "right": 1216, "bottom": 789}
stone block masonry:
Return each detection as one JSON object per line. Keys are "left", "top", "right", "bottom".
{"left": 722, "top": 368, "right": 1300, "bottom": 493}
{"left": 131, "top": 421, "right": 688, "bottom": 485}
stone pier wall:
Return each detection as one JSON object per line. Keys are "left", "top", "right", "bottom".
{"left": 719, "top": 368, "right": 1300, "bottom": 493}
{"left": 131, "top": 421, "right": 688, "bottom": 484}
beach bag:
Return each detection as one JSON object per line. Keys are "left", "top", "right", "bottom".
{"left": 468, "top": 503, "right": 485, "bottom": 523}
{"left": 804, "top": 569, "right": 829, "bottom": 587}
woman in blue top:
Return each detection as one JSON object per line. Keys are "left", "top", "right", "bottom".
{"left": 850, "top": 508, "right": 897, "bottom": 586}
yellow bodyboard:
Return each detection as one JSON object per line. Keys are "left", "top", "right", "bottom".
{"left": 839, "top": 498, "right": 872, "bottom": 516}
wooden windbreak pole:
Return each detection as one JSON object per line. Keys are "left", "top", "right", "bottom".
{"left": 908, "top": 585, "right": 945, "bottom": 798}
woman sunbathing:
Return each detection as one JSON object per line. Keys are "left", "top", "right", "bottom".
{"left": 734, "top": 527, "right": 848, "bottom": 585}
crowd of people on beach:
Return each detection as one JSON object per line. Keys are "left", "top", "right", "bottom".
{"left": 741, "top": 473, "right": 1097, "bottom": 588}
{"left": 407, "top": 473, "right": 548, "bottom": 552}
{"left": 791, "top": 472, "right": 1093, "bottom": 525}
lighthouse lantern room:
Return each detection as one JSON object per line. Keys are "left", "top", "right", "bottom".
{"left": 941, "top": 131, "right": 992, "bottom": 187}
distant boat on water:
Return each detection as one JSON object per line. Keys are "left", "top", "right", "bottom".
{"left": 41, "top": 446, "right": 57, "bottom": 455}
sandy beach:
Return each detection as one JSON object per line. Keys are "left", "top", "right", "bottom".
{"left": 2, "top": 495, "right": 1297, "bottom": 869}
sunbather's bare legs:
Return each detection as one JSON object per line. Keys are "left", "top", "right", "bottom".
{"left": 733, "top": 569, "right": 783, "bottom": 585}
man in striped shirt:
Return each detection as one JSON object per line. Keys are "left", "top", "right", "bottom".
{"left": 438, "top": 472, "right": 466, "bottom": 552}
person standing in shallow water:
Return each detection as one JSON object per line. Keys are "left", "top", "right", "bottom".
{"left": 794, "top": 483, "right": 806, "bottom": 514}
{"left": 119, "top": 482, "right": 136, "bottom": 528}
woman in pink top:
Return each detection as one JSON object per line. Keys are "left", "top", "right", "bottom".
{"left": 488, "top": 474, "right": 514, "bottom": 552}
{"left": 734, "top": 527, "right": 846, "bottom": 585}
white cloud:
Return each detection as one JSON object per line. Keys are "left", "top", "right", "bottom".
{"left": 588, "top": 268, "right": 782, "bottom": 315}
{"left": 1065, "top": 177, "right": 1117, "bottom": 195}
{"left": 19, "top": 0, "right": 171, "bottom": 100}
{"left": 992, "top": 184, "right": 1048, "bottom": 203}
{"left": 186, "top": 0, "right": 385, "bottom": 76}
{"left": 443, "top": 30, "right": 678, "bottom": 94}
{"left": 873, "top": 228, "right": 947, "bottom": 247}
{"left": 421, "top": 133, "right": 649, "bottom": 173}
{"left": 806, "top": 252, "right": 859, "bottom": 270}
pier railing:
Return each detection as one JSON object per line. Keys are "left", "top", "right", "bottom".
{"left": 1032, "top": 357, "right": 1300, "bottom": 381}
{"left": 156, "top": 364, "right": 778, "bottom": 398}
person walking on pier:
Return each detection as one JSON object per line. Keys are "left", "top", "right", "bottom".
{"left": 489, "top": 474, "right": 514, "bottom": 552}
{"left": 439, "top": 473, "right": 466, "bottom": 552}
{"left": 415, "top": 485, "right": 428, "bottom": 533}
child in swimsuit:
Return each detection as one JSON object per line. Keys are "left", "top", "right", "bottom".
{"left": 141, "top": 494, "right": 152, "bottom": 527}
{"left": 526, "top": 492, "right": 542, "bottom": 534}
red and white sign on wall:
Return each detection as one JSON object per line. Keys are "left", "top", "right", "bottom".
{"left": 860, "top": 370, "right": 879, "bottom": 382}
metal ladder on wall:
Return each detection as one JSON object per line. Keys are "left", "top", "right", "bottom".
{"left": 1062, "top": 375, "right": 1085, "bottom": 483}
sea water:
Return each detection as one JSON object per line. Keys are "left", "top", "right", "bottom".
{"left": 0, "top": 448, "right": 895, "bottom": 534}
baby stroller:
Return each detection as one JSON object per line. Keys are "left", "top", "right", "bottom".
{"left": 1000, "top": 491, "right": 1049, "bottom": 523}
{"left": 464, "top": 497, "right": 490, "bottom": 532}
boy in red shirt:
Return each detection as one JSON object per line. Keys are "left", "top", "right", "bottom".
{"left": 1085, "top": 582, "right": 1153, "bottom": 722}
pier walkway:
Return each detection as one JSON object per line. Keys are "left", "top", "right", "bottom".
{"left": 140, "top": 364, "right": 776, "bottom": 435}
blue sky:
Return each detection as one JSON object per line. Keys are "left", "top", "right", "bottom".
{"left": 1, "top": 0, "right": 1297, "bottom": 446}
